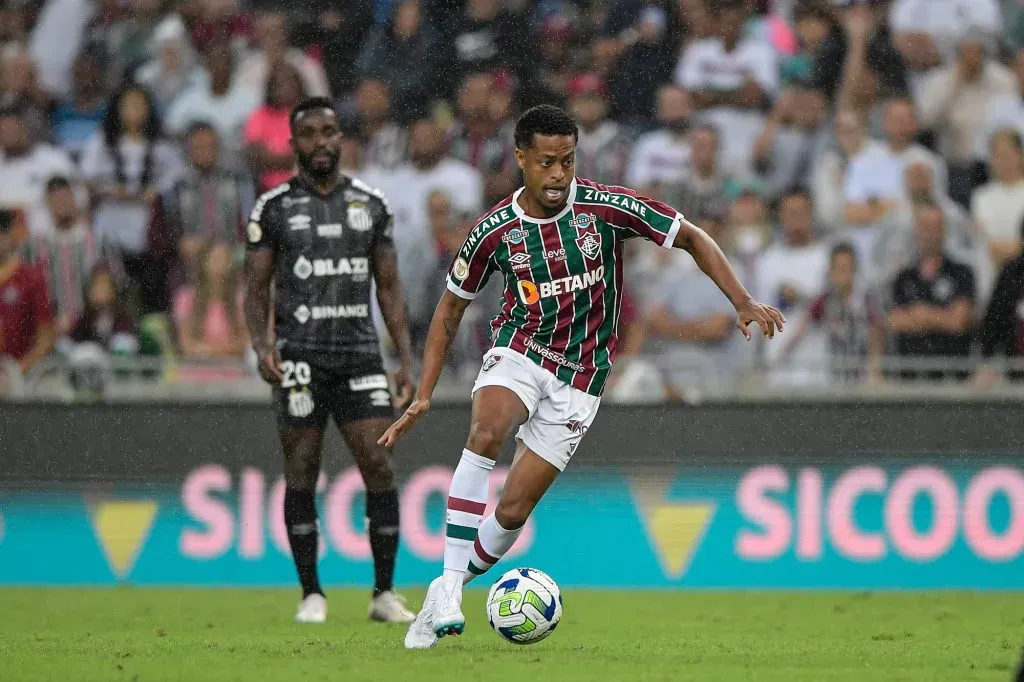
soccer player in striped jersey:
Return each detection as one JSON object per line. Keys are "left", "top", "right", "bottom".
{"left": 379, "top": 104, "right": 785, "bottom": 649}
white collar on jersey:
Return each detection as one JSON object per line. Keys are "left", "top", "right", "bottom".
{"left": 510, "top": 177, "right": 578, "bottom": 225}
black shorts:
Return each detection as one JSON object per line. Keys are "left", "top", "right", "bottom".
{"left": 273, "top": 349, "right": 395, "bottom": 430}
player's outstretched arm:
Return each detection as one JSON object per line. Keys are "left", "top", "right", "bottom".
{"left": 377, "top": 290, "right": 471, "bottom": 447}
{"left": 372, "top": 240, "right": 415, "bottom": 408}
{"left": 243, "top": 250, "right": 283, "bottom": 383}
{"left": 672, "top": 217, "right": 786, "bottom": 340}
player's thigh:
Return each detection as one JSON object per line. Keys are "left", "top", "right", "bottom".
{"left": 468, "top": 350, "right": 542, "bottom": 457}
{"left": 338, "top": 417, "right": 396, "bottom": 494}
{"left": 516, "top": 382, "right": 600, "bottom": 473}
{"left": 493, "top": 441, "right": 561, "bottom": 528}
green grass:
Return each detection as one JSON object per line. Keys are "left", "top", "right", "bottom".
{"left": 0, "top": 589, "right": 1021, "bottom": 681}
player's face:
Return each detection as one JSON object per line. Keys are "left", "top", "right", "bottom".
{"left": 516, "top": 134, "right": 576, "bottom": 213}
{"left": 292, "top": 109, "right": 342, "bottom": 180}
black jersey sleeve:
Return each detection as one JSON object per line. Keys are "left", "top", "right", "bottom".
{"left": 246, "top": 183, "right": 290, "bottom": 252}
{"left": 372, "top": 195, "right": 395, "bottom": 249}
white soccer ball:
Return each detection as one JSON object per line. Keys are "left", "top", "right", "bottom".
{"left": 486, "top": 567, "right": 563, "bottom": 644}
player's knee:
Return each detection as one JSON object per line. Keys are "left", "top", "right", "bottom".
{"left": 466, "top": 419, "right": 509, "bottom": 459}
{"left": 283, "top": 453, "right": 320, "bottom": 489}
{"left": 357, "top": 448, "right": 394, "bottom": 493}
{"left": 494, "top": 494, "right": 533, "bottom": 530}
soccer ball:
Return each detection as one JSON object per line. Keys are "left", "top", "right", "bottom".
{"left": 486, "top": 567, "right": 563, "bottom": 644}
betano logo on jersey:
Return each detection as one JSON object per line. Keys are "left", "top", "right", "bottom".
{"left": 517, "top": 266, "right": 605, "bottom": 304}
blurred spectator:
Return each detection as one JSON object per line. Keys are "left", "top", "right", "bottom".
{"left": 0, "top": 208, "right": 55, "bottom": 381}
{"left": 972, "top": 129, "right": 1024, "bottom": 292}
{"left": 0, "top": 2, "right": 27, "bottom": 53}
{"left": 978, "top": 227, "right": 1024, "bottom": 381}
{"left": 833, "top": 109, "right": 901, "bottom": 261}
{"left": 754, "top": 187, "right": 829, "bottom": 324}
{"left": 751, "top": 82, "right": 830, "bottom": 202}
{"left": 80, "top": 84, "right": 183, "bottom": 314}
{"left": 607, "top": 5, "right": 677, "bottom": 125}
{"left": 165, "top": 42, "right": 260, "bottom": 169}
{"left": 65, "top": 267, "right": 139, "bottom": 397}
{"left": 626, "top": 85, "right": 694, "bottom": 200}
{"left": 443, "top": 0, "right": 532, "bottom": 89}
{"left": 99, "top": 0, "right": 173, "bottom": 85}
{"left": 724, "top": 187, "right": 771, "bottom": 283}
{"left": 339, "top": 122, "right": 366, "bottom": 176}
{"left": 878, "top": 97, "right": 948, "bottom": 203}
{"left": 1, "top": 47, "right": 54, "bottom": 143}
{"left": 235, "top": 13, "right": 329, "bottom": 100}
{"left": 163, "top": 123, "right": 253, "bottom": 277}
{"left": 355, "top": 0, "right": 438, "bottom": 121}
{"left": 67, "top": 267, "right": 137, "bottom": 351}
{"left": 22, "top": 176, "right": 118, "bottom": 338}
{"left": 639, "top": 215, "right": 752, "bottom": 395}
{"left": 371, "top": 119, "right": 483, "bottom": 330}
{"left": 243, "top": 62, "right": 303, "bottom": 192}
{"left": 784, "top": 242, "right": 884, "bottom": 383}
{"left": 50, "top": 50, "right": 109, "bottom": 161}
{"left": 667, "top": 124, "right": 729, "bottom": 220}
{"left": 918, "top": 33, "right": 1014, "bottom": 206}
{"left": 172, "top": 241, "right": 246, "bottom": 359}
{"left": 875, "top": 160, "right": 977, "bottom": 292}
{"left": 29, "top": 0, "right": 94, "bottom": 98}
{"left": 294, "top": 1, "right": 374, "bottom": 97}
{"left": 787, "top": 2, "right": 844, "bottom": 97}
{"left": 134, "top": 16, "right": 200, "bottom": 115}
{"left": 352, "top": 79, "right": 408, "bottom": 172}
{"left": 449, "top": 72, "right": 517, "bottom": 206}
{"left": 0, "top": 105, "right": 82, "bottom": 232}
{"left": 525, "top": 13, "right": 576, "bottom": 107}
{"left": 890, "top": 0, "right": 1002, "bottom": 91}
{"left": 568, "top": 74, "right": 632, "bottom": 187}
{"left": 975, "top": 48, "right": 1024, "bottom": 166}
{"left": 887, "top": 203, "right": 975, "bottom": 379}
{"left": 675, "top": 0, "right": 778, "bottom": 177}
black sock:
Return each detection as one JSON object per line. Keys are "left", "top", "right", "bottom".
{"left": 367, "top": 488, "right": 400, "bottom": 597}
{"left": 284, "top": 487, "right": 322, "bottom": 598}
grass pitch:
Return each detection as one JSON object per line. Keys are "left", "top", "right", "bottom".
{"left": 0, "top": 588, "right": 1021, "bottom": 681}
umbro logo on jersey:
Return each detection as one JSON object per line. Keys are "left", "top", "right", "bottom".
{"left": 369, "top": 389, "right": 392, "bottom": 407}
{"left": 508, "top": 252, "right": 531, "bottom": 271}
{"left": 317, "top": 223, "right": 343, "bottom": 238}
{"left": 502, "top": 228, "right": 527, "bottom": 245}
{"left": 288, "top": 215, "right": 311, "bottom": 230}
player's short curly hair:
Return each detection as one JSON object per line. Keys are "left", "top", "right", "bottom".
{"left": 514, "top": 105, "right": 578, "bottom": 149}
{"left": 289, "top": 97, "right": 339, "bottom": 132}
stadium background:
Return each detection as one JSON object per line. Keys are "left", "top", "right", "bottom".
{"left": 0, "top": 0, "right": 1022, "bottom": 595}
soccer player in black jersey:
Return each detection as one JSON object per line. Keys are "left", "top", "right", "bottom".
{"left": 244, "top": 97, "right": 416, "bottom": 624}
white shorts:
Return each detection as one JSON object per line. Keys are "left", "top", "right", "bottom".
{"left": 471, "top": 347, "right": 601, "bottom": 471}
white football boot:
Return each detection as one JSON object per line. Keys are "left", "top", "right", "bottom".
{"left": 369, "top": 590, "right": 416, "bottom": 624}
{"left": 404, "top": 577, "right": 443, "bottom": 649}
{"left": 295, "top": 593, "right": 327, "bottom": 624}
{"left": 431, "top": 578, "right": 466, "bottom": 639}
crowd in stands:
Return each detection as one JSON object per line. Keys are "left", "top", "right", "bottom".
{"left": 2, "top": 0, "right": 1024, "bottom": 400}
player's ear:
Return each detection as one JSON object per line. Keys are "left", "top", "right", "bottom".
{"left": 514, "top": 147, "right": 526, "bottom": 172}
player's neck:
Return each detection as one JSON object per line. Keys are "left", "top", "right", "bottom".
{"left": 299, "top": 169, "right": 344, "bottom": 196}
{"left": 516, "top": 191, "right": 566, "bottom": 220}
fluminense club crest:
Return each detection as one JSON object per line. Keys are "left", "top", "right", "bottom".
{"left": 576, "top": 230, "right": 602, "bottom": 260}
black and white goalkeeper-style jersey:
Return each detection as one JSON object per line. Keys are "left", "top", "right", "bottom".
{"left": 246, "top": 174, "right": 395, "bottom": 360}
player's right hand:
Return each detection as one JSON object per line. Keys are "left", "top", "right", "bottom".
{"left": 255, "top": 347, "right": 284, "bottom": 384}
{"left": 377, "top": 398, "right": 431, "bottom": 447}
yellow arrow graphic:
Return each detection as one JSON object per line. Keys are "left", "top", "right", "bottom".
{"left": 629, "top": 472, "right": 716, "bottom": 579}
{"left": 89, "top": 500, "right": 158, "bottom": 578}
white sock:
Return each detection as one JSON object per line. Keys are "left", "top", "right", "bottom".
{"left": 465, "top": 514, "right": 524, "bottom": 584}
{"left": 442, "top": 449, "right": 494, "bottom": 592}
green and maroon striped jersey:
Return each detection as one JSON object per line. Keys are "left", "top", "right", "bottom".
{"left": 447, "top": 177, "right": 683, "bottom": 396}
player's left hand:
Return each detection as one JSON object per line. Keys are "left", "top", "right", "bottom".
{"left": 391, "top": 366, "right": 414, "bottom": 410}
{"left": 736, "top": 298, "right": 786, "bottom": 340}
